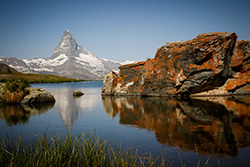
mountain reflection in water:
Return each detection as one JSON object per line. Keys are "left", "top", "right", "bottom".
{"left": 0, "top": 103, "right": 54, "bottom": 126}
{"left": 102, "top": 96, "right": 250, "bottom": 157}
{"left": 51, "top": 87, "right": 99, "bottom": 130}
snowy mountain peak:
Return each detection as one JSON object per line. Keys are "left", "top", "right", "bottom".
{"left": 52, "top": 30, "right": 78, "bottom": 58}
{"left": 48, "top": 30, "right": 109, "bottom": 78}
{"left": 62, "top": 30, "right": 74, "bottom": 40}
{"left": 0, "top": 31, "right": 134, "bottom": 80}
{"left": 64, "top": 29, "right": 71, "bottom": 35}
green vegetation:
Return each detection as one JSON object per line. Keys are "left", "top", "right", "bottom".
{"left": 5, "top": 79, "right": 29, "bottom": 93}
{"left": 0, "top": 71, "right": 85, "bottom": 84}
{"left": 0, "top": 132, "right": 215, "bottom": 167}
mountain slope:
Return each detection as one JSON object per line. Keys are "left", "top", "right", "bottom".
{"left": 0, "top": 30, "right": 134, "bottom": 80}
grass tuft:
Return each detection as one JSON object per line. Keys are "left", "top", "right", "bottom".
{"left": 4, "top": 91, "right": 25, "bottom": 103}
{"left": 0, "top": 132, "right": 215, "bottom": 167}
{"left": 1, "top": 79, "right": 29, "bottom": 103}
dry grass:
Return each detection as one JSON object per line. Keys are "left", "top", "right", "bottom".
{"left": 0, "top": 79, "right": 28, "bottom": 103}
{"left": 4, "top": 90, "right": 25, "bottom": 103}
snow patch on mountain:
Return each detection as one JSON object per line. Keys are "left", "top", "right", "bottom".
{"left": 120, "top": 60, "right": 136, "bottom": 65}
{"left": 75, "top": 53, "right": 103, "bottom": 67}
{"left": 32, "top": 68, "right": 54, "bottom": 72}
{"left": 47, "top": 54, "right": 68, "bottom": 66}
{"left": 24, "top": 54, "right": 68, "bottom": 67}
{"left": 101, "top": 58, "right": 119, "bottom": 63}
{"left": 23, "top": 58, "right": 44, "bottom": 65}
{"left": 101, "top": 58, "right": 135, "bottom": 65}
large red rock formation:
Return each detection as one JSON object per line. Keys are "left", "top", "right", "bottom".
{"left": 102, "top": 32, "right": 249, "bottom": 96}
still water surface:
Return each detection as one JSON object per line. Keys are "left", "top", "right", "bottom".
{"left": 0, "top": 81, "right": 250, "bottom": 166}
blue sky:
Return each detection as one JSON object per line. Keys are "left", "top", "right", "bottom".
{"left": 0, "top": 0, "right": 249, "bottom": 62}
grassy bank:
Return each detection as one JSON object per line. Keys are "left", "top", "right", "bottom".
{"left": 0, "top": 132, "right": 214, "bottom": 167}
{"left": 0, "top": 71, "right": 85, "bottom": 84}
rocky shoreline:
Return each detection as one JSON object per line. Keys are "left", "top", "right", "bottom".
{"left": 0, "top": 83, "right": 55, "bottom": 104}
{"left": 102, "top": 32, "right": 250, "bottom": 97}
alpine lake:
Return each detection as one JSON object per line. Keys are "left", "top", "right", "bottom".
{"left": 0, "top": 81, "right": 250, "bottom": 166}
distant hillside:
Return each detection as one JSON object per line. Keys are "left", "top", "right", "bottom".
{"left": 0, "top": 63, "right": 83, "bottom": 83}
{"left": 0, "top": 63, "right": 18, "bottom": 73}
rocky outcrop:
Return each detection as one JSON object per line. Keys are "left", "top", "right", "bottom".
{"left": 20, "top": 88, "right": 55, "bottom": 104}
{"left": 0, "top": 84, "right": 55, "bottom": 104}
{"left": 102, "top": 32, "right": 250, "bottom": 96}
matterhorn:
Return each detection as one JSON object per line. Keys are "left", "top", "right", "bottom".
{"left": 0, "top": 30, "right": 133, "bottom": 80}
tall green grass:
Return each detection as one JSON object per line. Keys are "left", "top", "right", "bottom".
{"left": 0, "top": 132, "right": 216, "bottom": 167}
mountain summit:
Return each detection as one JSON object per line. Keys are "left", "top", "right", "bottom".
{"left": 0, "top": 30, "right": 133, "bottom": 80}
{"left": 44, "top": 30, "right": 108, "bottom": 79}
{"left": 52, "top": 30, "right": 78, "bottom": 58}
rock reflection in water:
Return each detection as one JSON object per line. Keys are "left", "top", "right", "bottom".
{"left": 0, "top": 102, "right": 54, "bottom": 126}
{"left": 102, "top": 96, "right": 250, "bottom": 157}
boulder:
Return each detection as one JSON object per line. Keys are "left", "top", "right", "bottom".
{"left": 73, "top": 90, "right": 84, "bottom": 97}
{"left": 101, "top": 71, "right": 118, "bottom": 95}
{"left": 103, "top": 32, "right": 239, "bottom": 96}
{"left": 21, "top": 88, "right": 55, "bottom": 104}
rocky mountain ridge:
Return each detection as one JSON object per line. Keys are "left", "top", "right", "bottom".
{"left": 0, "top": 30, "right": 134, "bottom": 80}
{"left": 102, "top": 32, "right": 250, "bottom": 96}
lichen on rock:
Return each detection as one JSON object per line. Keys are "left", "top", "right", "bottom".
{"left": 192, "top": 40, "right": 250, "bottom": 96}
